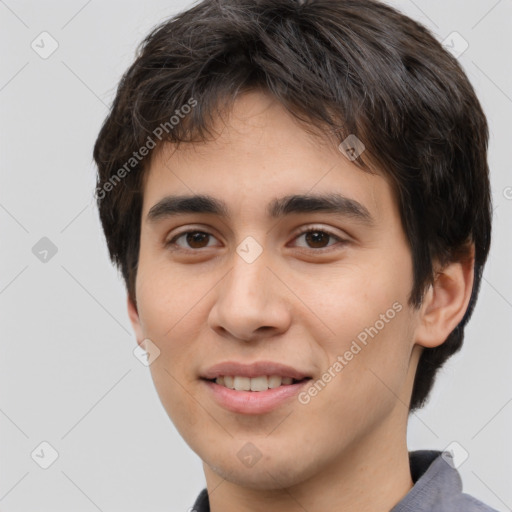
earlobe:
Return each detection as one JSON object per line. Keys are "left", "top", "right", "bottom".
{"left": 127, "top": 294, "right": 145, "bottom": 345}
{"left": 414, "top": 251, "right": 475, "bottom": 349}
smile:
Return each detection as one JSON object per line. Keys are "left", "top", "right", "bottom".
{"left": 209, "top": 375, "right": 310, "bottom": 392}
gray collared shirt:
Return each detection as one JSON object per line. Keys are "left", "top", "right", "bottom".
{"left": 191, "top": 450, "right": 499, "bottom": 511}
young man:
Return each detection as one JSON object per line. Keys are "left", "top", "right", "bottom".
{"left": 93, "top": 0, "right": 496, "bottom": 510}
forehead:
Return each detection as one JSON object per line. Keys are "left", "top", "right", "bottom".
{"left": 141, "top": 91, "right": 400, "bottom": 229}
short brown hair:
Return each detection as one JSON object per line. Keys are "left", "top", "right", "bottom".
{"left": 93, "top": 0, "right": 492, "bottom": 412}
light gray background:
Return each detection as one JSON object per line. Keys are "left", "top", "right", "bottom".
{"left": 0, "top": 1, "right": 511, "bottom": 511}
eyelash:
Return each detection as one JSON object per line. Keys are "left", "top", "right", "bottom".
{"left": 165, "top": 226, "right": 348, "bottom": 253}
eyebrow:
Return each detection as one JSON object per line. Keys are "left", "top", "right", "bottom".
{"left": 146, "top": 193, "right": 375, "bottom": 227}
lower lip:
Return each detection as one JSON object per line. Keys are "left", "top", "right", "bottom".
{"left": 202, "top": 379, "right": 311, "bottom": 414}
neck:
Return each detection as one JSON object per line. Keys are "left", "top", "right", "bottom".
{"left": 203, "top": 405, "right": 414, "bottom": 512}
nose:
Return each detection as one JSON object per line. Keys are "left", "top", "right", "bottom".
{"left": 207, "top": 249, "right": 292, "bottom": 342}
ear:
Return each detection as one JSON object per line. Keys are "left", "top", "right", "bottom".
{"left": 413, "top": 248, "right": 475, "bottom": 349}
{"left": 127, "top": 294, "right": 145, "bottom": 346}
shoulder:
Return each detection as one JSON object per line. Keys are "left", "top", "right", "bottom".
{"left": 454, "top": 492, "right": 501, "bottom": 512}
{"left": 391, "top": 450, "right": 499, "bottom": 512}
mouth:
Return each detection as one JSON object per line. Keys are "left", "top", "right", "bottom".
{"left": 201, "top": 376, "right": 313, "bottom": 414}
{"left": 201, "top": 375, "right": 312, "bottom": 392}
{"left": 199, "top": 361, "right": 314, "bottom": 412}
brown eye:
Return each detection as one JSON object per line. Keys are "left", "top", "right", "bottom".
{"left": 304, "top": 230, "right": 331, "bottom": 249}
{"left": 292, "top": 227, "right": 348, "bottom": 251}
{"left": 166, "top": 230, "right": 217, "bottom": 250}
{"left": 185, "top": 232, "right": 210, "bottom": 249}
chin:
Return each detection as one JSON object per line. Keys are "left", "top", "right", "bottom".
{"left": 204, "top": 450, "right": 318, "bottom": 491}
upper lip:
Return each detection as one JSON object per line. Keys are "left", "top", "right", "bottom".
{"left": 200, "top": 361, "right": 311, "bottom": 380}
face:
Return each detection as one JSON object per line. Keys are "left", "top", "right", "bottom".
{"left": 128, "top": 91, "right": 424, "bottom": 490}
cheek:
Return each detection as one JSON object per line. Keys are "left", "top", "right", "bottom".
{"left": 308, "top": 261, "right": 413, "bottom": 396}
{"left": 136, "top": 255, "right": 206, "bottom": 340}
{"left": 298, "top": 303, "right": 412, "bottom": 443}
{"left": 304, "top": 258, "right": 407, "bottom": 336}
{"left": 134, "top": 262, "right": 206, "bottom": 410}
{"left": 136, "top": 268, "right": 208, "bottom": 431}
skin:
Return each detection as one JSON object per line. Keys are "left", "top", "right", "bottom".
{"left": 127, "top": 90, "right": 474, "bottom": 512}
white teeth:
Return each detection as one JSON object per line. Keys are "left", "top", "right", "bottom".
{"left": 250, "top": 376, "right": 268, "bottom": 391}
{"left": 214, "top": 375, "right": 297, "bottom": 391}
{"left": 268, "top": 375, "right": 282, "bottom": 388}
{"left": 234, "top": 376, "right": 251, "bottom": 391}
